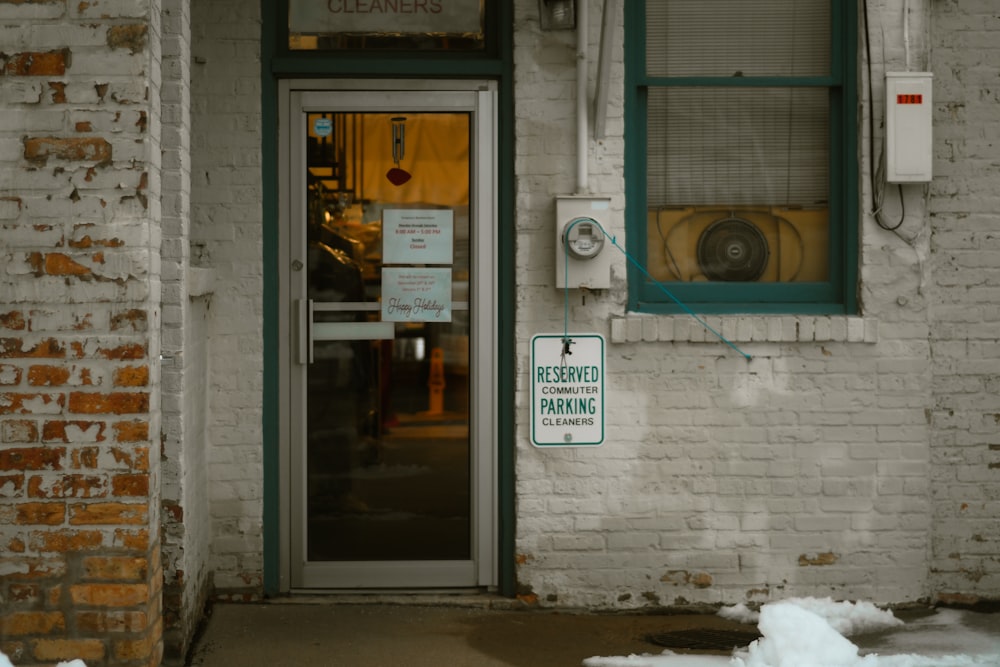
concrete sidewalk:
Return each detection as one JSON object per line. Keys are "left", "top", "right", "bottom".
{"left": 185, "top": 597, "right": 1000, "bottom": 667}
{"left": 184, "top": 596, "right": 757, "bottom": 667}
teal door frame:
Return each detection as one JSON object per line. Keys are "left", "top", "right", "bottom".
{"left": 259, "top": 0, "right": 516, "bottom": 597}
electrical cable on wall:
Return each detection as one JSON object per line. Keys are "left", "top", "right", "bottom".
{"left": 863, "top": 0, "right": 907, "bottom": 232}
{"left": 862, "top": 0, "right": 930, "bottom": 303}
{"left": 561, "top": 217, "right": 752, "bottom": 361}
{"left": 865, "top": 0, "right": 934, "bottom": 236}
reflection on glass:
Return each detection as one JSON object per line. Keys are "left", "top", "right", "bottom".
{"left": 304, "top": 112, "right": 472, "bottom": 562}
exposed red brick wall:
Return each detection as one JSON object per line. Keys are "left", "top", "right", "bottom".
{"left": 0, "top": 313, "right": 161, "bottom": 664}
{"left": 3, "top": 49, "right": 70, "bottom": 77}
{"left": 0, "top": 7, "right": 162, "bottom": 667}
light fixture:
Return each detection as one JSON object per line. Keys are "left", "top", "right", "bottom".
{"left": 538, "top": 0, "right": 575, "bottom": 30}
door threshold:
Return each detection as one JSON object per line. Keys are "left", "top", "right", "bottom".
{"left": 273, "top": 589, "right": 518, "bottom": 609}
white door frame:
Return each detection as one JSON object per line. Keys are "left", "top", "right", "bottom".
{"left": 276, "top": 79, "right": 498, "bottom": 592}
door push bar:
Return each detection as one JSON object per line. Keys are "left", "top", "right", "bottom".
{"left": 296, "top": 299, "right": 395, "bottom": 365}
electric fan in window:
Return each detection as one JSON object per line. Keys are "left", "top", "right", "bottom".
{"left": 695, "top": 216, "right": 770, "bottom": 282}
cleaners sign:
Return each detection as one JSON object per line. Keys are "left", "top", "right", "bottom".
{"left": 290, "top": 0, "right": 482, "bottom": 35}
{"left": 530, "top": 333, "right": 604, "bottom": 447}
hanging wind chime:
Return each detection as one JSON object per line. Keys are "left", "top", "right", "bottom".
{"left": 386, "top": 116, "right": 411, "bottom": 186}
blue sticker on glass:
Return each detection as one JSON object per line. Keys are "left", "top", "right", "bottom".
{"left": 313, "top": 117, "right": 332, "bottom": 137}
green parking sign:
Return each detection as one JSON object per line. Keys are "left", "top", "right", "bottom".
{"left": 530, "top": 333, "right": 605, "bottom": 447}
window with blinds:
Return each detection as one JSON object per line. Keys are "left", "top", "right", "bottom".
{"left": 647, "top": 87, "right": 829, "bottom": 208}
{"left": 626, "top": 0, "right": 858, "bottom": 307}
{"left": 645, "top": 1, "right": 830, "bottom": 78}
{"left": 646, "top": 1, "right": 831, "bottom": 209}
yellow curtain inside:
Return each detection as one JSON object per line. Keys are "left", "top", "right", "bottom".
{"left": 307, "top": 112, "right": 470, "bottom": 208}
{"left": 361, "top": 113, "right": 470, "bottom": 206}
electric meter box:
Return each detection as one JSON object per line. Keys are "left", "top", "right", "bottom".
{"left": 555, "top": 195, "right": 612, "bottom": 289}
{"left": 886, "top": 72, "right": 933, "bottom": 183}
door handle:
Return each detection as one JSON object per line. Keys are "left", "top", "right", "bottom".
{"left": 299, "top": 300, "right": 397, "bottom": 365}
{"left": 296, "top": 299, "right": 313, "bottom": 365}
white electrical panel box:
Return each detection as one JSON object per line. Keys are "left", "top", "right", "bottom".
{"left": 555, "top": 196, "right": 612, "bottom": 289}
{"left": 885, "top": 72, "right": 933, "bottom": 183}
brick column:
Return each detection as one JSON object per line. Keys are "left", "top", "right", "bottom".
{"left": 160, "top": 0, "right": 212, "bottom": 660}
{"left": 929, "top": 1, "right": 1000, "bottom": 605}
{"left": 0, "top": 2, "right": 163, "bottom": 665}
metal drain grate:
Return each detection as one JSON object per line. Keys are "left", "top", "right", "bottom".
{"left": 646, "top": 629, "right": 761, "bottom": 651}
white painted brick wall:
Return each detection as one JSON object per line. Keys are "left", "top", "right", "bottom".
{"left": 160, "top": 0, "right": 214, "bottom": 658}
{"left": 927, "top": 0, "right": 1000, "bottom": 604}
{"left": 191, "top": 0, "right": 264, "bottom": 597}
{"left": 512, "top": 0, "right": 951, "bottom": 609}
{"left": 170, "top": 0, "right": 999, "bottom": 613}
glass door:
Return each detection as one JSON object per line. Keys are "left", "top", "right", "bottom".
{"left": 278, "top": 82, "right": 497, "bottom": 590}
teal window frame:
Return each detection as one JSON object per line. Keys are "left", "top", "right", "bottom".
{"left": 624, "top": 1, "right": 859, "bottom": 315}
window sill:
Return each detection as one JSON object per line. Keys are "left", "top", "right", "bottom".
{"left": 609, "top": 315, "right": 878, "bottom": 345}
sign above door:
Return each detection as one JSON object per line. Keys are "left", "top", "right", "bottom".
{"left": 289, "top": 0, "right": 482, "bottom": 35}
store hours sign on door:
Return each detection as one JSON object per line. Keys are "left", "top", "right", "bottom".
{"left": 530, "top": 334, "right": 605, "bottom": 447}
{"left": 381, "top": 208, "right": 453, "bottom": 323}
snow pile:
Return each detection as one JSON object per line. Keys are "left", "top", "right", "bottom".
{"left": 584, "top": 655, "right": 722, "bottom": 666}
{"left": 583, "top": 597, "right": 1000, "bottom": 667}
{"left": 718, "top": 603, "right": 758, "bottom": 625}
{"left": 721, "top": 597, "right": 904, "bottom": 636}
{"left": 731, "top": 601, "right": 868, "bottom": 666}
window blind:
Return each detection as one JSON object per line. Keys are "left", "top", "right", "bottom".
{"left": 647, "top": 87, "right": 829, "bottom": 207}
{"left": 645, "top": 0, "right": 831, "bottom": 207}
{"left": 646, "top": 0, "right": 830, "bottom": 78}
